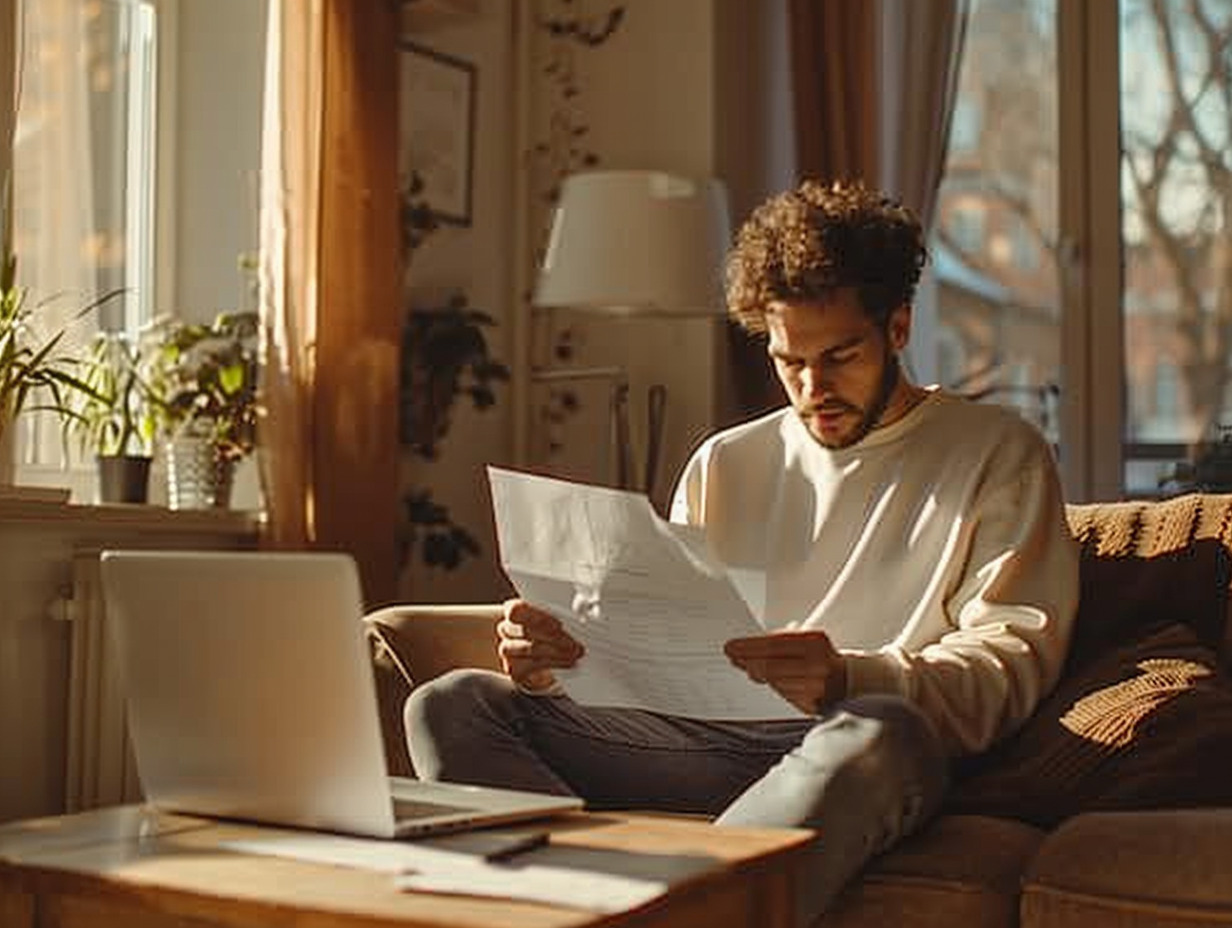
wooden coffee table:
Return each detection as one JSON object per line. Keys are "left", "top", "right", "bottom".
{"left": 0, "top": 805, "right": 812, "bottom": 927}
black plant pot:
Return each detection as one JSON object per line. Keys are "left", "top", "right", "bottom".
{"left": 97, "top": 454, "right": 152, "bottom": 504}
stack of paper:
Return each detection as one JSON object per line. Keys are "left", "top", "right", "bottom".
{"left": 488, "top": 466, "right": 802, "bottom": 721}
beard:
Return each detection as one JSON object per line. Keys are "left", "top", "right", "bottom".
{"left": 798, "top": 348, "right": 901, "bottom": 450}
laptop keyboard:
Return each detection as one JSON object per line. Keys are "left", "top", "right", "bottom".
{"left": 392, "top": 797, "right": 477, "bottom": 822}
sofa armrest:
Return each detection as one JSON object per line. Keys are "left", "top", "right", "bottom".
{"left": 362, "top": 604, "right": 503, "bottom": 777}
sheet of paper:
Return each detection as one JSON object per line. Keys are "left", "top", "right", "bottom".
{"left": 224, "top": 831, "right": 469, "bottom": 874}
{"left": 488, "top": 466, "right": 803, "bottom": 720}
{"left": 224, "top": 828, "right": 556, "bottom": 872}
{"left": 224, "top": 828, "right": 702, "bottom": 913}
{"left": 396, "top": 864, "right": 669, "bottom": 913}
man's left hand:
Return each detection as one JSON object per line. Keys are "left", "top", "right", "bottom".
{"left": 724, "top": 630, "right": 847, "bottom": 715}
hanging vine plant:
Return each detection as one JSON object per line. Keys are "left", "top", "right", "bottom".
{"left": 529, "top": 0, "right": 626, "bottom": 458}
{"left": 398, "top": 172, "right": 509, "bottom": 572}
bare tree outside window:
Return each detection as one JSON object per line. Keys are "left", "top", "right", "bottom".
{"left": 1121, "top": 0, "right": 1232, "bottom": 492}
{"left": 931, "top": 0, "right": 1232, "bottom": 494}
{"left": 931, "top": 0, "right": 1061, "bottom": 440}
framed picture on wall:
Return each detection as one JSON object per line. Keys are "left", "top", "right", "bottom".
{"left": 398, "top": 42, "right": 476, "bottom": 226}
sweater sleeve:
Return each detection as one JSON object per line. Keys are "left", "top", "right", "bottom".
{"left": 841, "top": 430, "right": 1079, "bottom": 756}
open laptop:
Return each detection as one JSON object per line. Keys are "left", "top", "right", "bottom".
{"left": 98, "top": 549, "right": 583, "bottom": 839}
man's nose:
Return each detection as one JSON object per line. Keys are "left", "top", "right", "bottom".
{"left": 800, "top": 362, "right": 834, "bottom": 401}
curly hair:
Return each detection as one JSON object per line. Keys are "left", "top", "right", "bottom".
{"left": 725, "top": 179, "right": 927, "bottom": 333}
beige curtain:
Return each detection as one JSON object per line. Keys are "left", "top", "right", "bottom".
{"left": 258, "top": 0, "right": 321, "bottom": 552}
{"left": 878, "top": 0, "right": 969, "bottom": 231}
{"left": 788, "top": 0, "right": 880, "bottom": 185}
{"left": 11, "top": 0, "right": 96, "bottom": 471}
{"left": 259, "top": 0, "right": 401, "bottom": 606}
{"left": 788, "top": 0, "right": 968, "bottom": 224}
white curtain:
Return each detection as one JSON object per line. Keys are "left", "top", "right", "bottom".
{"left": 257, "top": 0, "right": 322, "bottom": 548}
{"left": 11, "top": 0, "right": 96, "bottom": 472}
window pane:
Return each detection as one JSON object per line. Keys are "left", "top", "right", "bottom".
{"left": 1120, "top": 0, "right": 1232, "bottom": 495}
{"left": 12, "top": 0, "right": 156, "bottom": 476}
{"left": 930, "top": 0, "right": 1062, "bottom": 444}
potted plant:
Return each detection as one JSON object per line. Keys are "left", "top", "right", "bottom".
{"left": 0, "top": 239, "right": 104, "bottom": 487}
{"left": 147, "top": 310, "right": 259, "bottom": 509}
{"left": 65, "top": 329, "right": 159, "bottom": 503}
{"left": 398, "top": 290, "right": 509, "bottom": 570}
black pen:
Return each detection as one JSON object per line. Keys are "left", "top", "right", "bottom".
{"left": 483, "top": 830, "right": 550, "bottom": 862}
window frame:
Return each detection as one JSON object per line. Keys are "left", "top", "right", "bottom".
{"left": 1057, "top": 0, "right": 1124, "bottom": 502}
{"left": 10, "top": 0, "right": 174, "bottom": 496}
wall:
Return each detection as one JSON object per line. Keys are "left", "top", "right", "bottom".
{"left": 0, "top": 505, "right": 258, "bottom": 823}
{"left": 159, "top": 0, "right": 268, "bottom": 509}
{"left": 523, "top": 0, "right": 721, "bottom": 515}
{"left": 398, "top": 3, "right": 518, "bottom": 604}
{"left": 403, "top": 0, "right": 768, "bottom": 604}
{"left": 168, "top": 0, "right": 268, "bottom": 324}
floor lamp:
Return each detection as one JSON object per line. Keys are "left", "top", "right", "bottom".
{"left": 531, "top": 170, "right": 732, "bottom": 499}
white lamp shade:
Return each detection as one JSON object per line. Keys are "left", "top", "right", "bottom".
{"left": 534, "top": 171, "right": 732, "bottom": 316}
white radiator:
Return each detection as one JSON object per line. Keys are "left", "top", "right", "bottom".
{"left": 61, "top": 552, "right": 142, "bottom": 811}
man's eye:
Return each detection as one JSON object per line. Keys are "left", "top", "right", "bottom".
{"left": 828, "top": 350, "right": 859, "bottom": 366}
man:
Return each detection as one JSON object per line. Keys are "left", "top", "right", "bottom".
{"left": 406, "top": 180, "right": 1078, "bottom": 924}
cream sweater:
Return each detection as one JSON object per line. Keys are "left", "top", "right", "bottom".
{"left": 669, "top": 388, "right": 1079, "bottom": 756}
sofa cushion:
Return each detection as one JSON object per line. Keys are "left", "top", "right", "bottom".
{"left": 363, "top": 605, "right": 503, "bottom": 778}
{"left": 1067, "top": 537, "right": 1230, "bottom": 672}
{"left": 948, "top": 623, "right": 1232, "bottom": 828}
{"left": 1064, "top": 492, "right": 1232, "bottom": 663}
{"left": 1022, "top": 809, "right": 1232, "bottom": 928}
{"left": 822, "top": 814, "right": 1045, "bottom": 928}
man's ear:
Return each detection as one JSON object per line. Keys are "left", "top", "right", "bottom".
{"left": 888, "top": 304, "right": 912, "bottom": 352}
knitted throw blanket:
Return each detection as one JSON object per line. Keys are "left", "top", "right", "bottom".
{"left": 947, "top": 492, "right": 1232, "bottom": 826}
{"left": 1065, "top": 492, "right": 1232, "bottom": 664}
{"left": 1066, "top": 491, "right": 1232, "bottom": 561}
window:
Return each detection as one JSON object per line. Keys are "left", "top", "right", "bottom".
{"left": 1153, "top": 360, "right": 1179, "bottom": 423}
{"left": 947, "top": 201, "right": 986, "bottom": 254}
{"left": 1118, "top": 0, "right": 1232, "bottom": 494}
{"left": 1010, "top": 218, "right": 1039, "bottom": 272}
{"left": 948, "top": 97, "right": 982, "bottom": 153}
{"left": 930, "top": 0, "right": 1061, "bottom": 448}
{"left": 12, "top": 0, "right": 158, "bottom": 487}
{"left": 926, "top": 0, "right": 1232, "bottom": 500}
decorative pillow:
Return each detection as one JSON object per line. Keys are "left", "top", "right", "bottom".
{"left": 1065, "top": 538, "right": 1230, "bottom": 673}
{"left": 948, "top": 623, "right": 1232, "bottom": 828}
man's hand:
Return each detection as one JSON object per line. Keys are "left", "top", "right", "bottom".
{"left": 497, "top": 599, "right": 585, "bottom": 692}
{"left": 724, "top": 629, "right": 847, "bottom": 715}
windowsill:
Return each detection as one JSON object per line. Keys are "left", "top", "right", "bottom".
{"left": 0, "top": 493, "right": 262, "bottom": 538}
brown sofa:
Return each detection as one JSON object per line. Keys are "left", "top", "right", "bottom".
{"left": 364, "top": 493, "right": 1232, "bottom": 928}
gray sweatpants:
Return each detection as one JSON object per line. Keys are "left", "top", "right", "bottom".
{"left": 405, "top": 669, "right": 950, "bottom": 926}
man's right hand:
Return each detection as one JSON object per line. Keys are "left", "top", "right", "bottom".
{"left": 497, "top": 599, "right": 585, "bottom": 692}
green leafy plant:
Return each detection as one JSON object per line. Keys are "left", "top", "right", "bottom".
{"left": 400, "top": 293, "right": 510, "bottom": 458}
{"left": 398, "top": 292, "right": 509, "bottom": 570}
{"left": 399, "top": 296, "right": 511, "bottom": 570}
{"left": 66, "top": 330, "right": 159, "bottom": 458}
{"left": 1159, "top": 425, "right": 1232, "bottom": 494}
{"left": 147, "top": 310, "right": 260, "bottom": 462}
{"left": 0, "top": 249, "right": 111, "bottom": 455}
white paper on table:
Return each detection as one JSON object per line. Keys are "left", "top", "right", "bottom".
{"left": 487, "top": 466, "right": 803, "bottom": 721}
{"left": 225, "top": 831, "right": 464, "bottom": 874}
{"left": 396, "top": 863, "right": 670, "bottom": 913}
{"left": 224, "top": 828, "right": 706, "bottom": 913}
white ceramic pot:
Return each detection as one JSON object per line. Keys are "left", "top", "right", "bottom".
{"left": 165, "top": 435, "right": 236, "bottom": 509}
